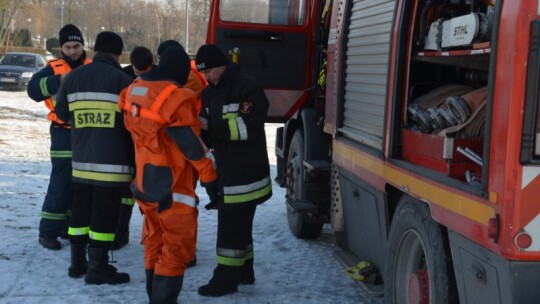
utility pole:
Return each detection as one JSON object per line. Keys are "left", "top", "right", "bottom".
{"left": 155, "top": 10, "right": 161, "bottom": 46}
{"left": 61, "top": 0, "right": 64, "bottom": 27}
{"left": 185, "top": 0, "right": 189, "bottom": 53}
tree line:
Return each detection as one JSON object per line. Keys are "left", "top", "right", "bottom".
{"left": 0, "top": 0, "right": 211, "bottom": 54}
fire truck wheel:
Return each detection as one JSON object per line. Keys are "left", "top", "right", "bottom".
{"left": 286, "top": 130, "right": 323, "bottom": 239}
{"left": 384, "top": 196, "right": 458, "bottom": 304}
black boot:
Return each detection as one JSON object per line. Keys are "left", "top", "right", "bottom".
{"left": 240, "top": 257, "right": 255, "bottom": 285}
{"left": 39, "top": 236, "right": 61, "bottom": 250}
{"left": 68, "top": 243, "right": 88, "bottom": 278}
{"left": 111, "top": 204, "right": 133, "bottom": 250}
{"left": 145, "top": 269, "right": 154, "bottom": 301}
{"left": 151, "top": 275, "right": 183, "bottom": 304}
{"left": 85, "top": 247, "right": 130, "bottom": 285}
{"left": 186, "top": 254, "right": 197, "bottom": 268}
{"left": 198, "top": 265, "right": 240, "bottom": 297}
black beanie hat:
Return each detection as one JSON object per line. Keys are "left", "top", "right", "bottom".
{"left": 195, "top": 44, "right": 229, "bottom": 71}
{"left": 93, "top": 31, "right": 123, "bottom": 56}
{"left": 59, "top": 24, "right": 84, "bottom": 47}
{"left": 157, "top": 40, "right": 182, "bottom": 56}
{"left": 158, "top": 46, "right": 190, "bottom": 85}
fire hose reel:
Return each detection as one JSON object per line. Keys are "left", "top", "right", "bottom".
{"left": 408, "top": 96, "right": 471, "bottom": 133}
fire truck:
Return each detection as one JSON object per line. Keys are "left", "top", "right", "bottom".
{"left": 206, "top": 0, "right": 540, "bottom": 303}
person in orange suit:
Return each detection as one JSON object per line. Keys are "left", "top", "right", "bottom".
{"left": 156, "top": 40, "right": 209, "bottom": 267}
{"left": 157, "top": 40, "right": 207, "bottom": 111}
{"left": 119, "top": 46, "right": 220, "bottom": 303}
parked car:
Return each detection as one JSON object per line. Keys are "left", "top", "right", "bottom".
{"left": 0, "top": 52, "right": 47, "bottom": 90}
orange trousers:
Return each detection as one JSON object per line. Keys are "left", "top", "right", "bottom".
{"left": 138, "top": 200, "right": 198, "bottom": 277}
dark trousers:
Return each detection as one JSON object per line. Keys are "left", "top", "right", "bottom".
{"left": 69, "top": 183, "right": 122, "bottom": 248}
{"left": 39, "top": 124, "right": 73, "bottom": 238}
{"left": 211, "top": 206, "right": 256, "bottom": 287}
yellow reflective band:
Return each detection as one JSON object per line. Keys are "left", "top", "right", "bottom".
{"left": 333, "top": 141, "right": 496, "bottom": 224}
{"left": 50, "top": 150, "right": 72, "bottom": 158}
{"left": 245, "top": 251, "right": 254, "bottom": 260}
{"left": 223, "top": 113, "right": 240, "bottom": 140}
{"left": 222, "top": 113, "right": 238, "bottom": 120}
{"left": 224, "top": 183, "right": 272, "bottom": 204}
{"left": 89, "top": 230, "right": 115, "bottom": 242}
{"left": 73, "top": 109, "right": 116, "bottom": 128}
{"left": 40, "top": 77, "right": 50, "bottom": 96}
{"left": 68, "top": 226, "right": 90, "bottom": 236}
{"left": 68, "top": 100, "right": 121, "bottom": 112}
{"left": 73, "top": 169, "right": 133, "bottom": 183}
{"left": 228, "top": 118, "right": 239, "bottom": 140}
{"left": 217, "top": 256, "right": 245, "bottom": 267}
{"left": 121, "top": 197, "right": 135, "bottom": 206}
{"left": 41, "top": 211, "right": 68, "bottom": 220}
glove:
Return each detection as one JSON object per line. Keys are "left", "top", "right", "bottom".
{"left": 203, "top": 180, "right": 221, "bottom": 210}
{"left": 205, "top": 201, "right": 218, "bottom": 210}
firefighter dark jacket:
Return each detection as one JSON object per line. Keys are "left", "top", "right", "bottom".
{"left": 200, "top": 64, "right": 272, "bottom": 208}
{"left": 27, "top": 51, "right": 90, "bottom": 125}
{"left": 55, "top": 52, "right": 135, "bottom": 187}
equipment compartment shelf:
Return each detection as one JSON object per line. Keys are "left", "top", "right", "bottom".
{"left": 416, "top": 48, "right": 491, "bottom": 57}
{"left": 412, "top": 47, "right": 491, "bottom": 71}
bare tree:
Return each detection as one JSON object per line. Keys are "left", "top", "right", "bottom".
{"left": 0, "top": 0, "right": 30, "bottom": 47}
{"left": 7, "top": 0, "right": 213, "bottom": 54}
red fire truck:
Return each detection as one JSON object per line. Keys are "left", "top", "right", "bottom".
{"left": 206, "top": 0, "right": 540, "bottom": 303}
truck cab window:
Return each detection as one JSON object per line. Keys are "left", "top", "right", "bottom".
{"left": 219, "top": 0, "right": 306, "bottom": 25}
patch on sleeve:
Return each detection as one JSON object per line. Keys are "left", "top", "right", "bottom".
{"left": 240, "top": 101, "right": 253, "bottom": 114}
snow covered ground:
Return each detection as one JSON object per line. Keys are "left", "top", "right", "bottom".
{"left": 0, "top": 90, "right": 383, "bottom": 304}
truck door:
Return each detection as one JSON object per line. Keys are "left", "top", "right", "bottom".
{"left": 207, "top": 0, "right": 317, "bottom": 122}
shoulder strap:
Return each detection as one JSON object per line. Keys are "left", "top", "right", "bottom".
{"left": 49, "top": 58, "right": 91, "bottom": 75}
{"left": 151, "top": 84, "right": 178, "bottom": 112}
{"left": 49, "top": 59, "right": 70, "bottom": 75}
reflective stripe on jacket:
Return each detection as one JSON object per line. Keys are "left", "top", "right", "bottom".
{"left": 54, "top": 52, "right": 135, "bottom": 187}
{"left": 200, "top": 64, "right": 272, "bottom": 207}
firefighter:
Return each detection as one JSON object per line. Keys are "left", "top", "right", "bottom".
{"left": 122, "top": 46, "right": 155, "bottom": 79}
{"left": 118, "top": 46, "right": 219, "bottom": 303}
{"left": 157, "top": 39, "right": 208, "bottom": 267}
{"left": 27, "top": 24, "right": 91, "bottom": 250}
{"left": 112, "top": 46, "right": 156, "bottom": 251}
{"left": 195, "top": 44, "right": 273, "bottom": 297}
{"left": 157, "top": 40, "right": 207, "bottom": 107}
{"left": 55, "top": 31, "right": 134, "bottom": 284}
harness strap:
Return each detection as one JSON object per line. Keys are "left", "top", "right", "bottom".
{"left": 45, "top": 58, "right": 91, "bottom": 126}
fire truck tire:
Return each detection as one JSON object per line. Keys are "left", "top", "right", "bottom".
{"left": 384, "top": 196, "right": 458, "bottom": 304}
{"left": 286, "top": 130, "right": 323, "bottom": 239}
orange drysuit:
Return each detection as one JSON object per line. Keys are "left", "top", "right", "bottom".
{"left": 119, "top": 79, "right": 217, "bottom": 277}
{"left": 185, "top": 60, "right": 208, "bottom": 115}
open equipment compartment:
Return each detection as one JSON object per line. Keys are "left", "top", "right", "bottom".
{"left": 401, "top": 0, "right": 494, "bottom": 184}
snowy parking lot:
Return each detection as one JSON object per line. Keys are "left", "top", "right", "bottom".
{"left": 0, "top": 90, "right": 383, "bottom": 304}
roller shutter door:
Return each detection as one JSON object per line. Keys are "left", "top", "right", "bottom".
{"left": 339, "top": 0, "right": 395, "bottom": 151}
